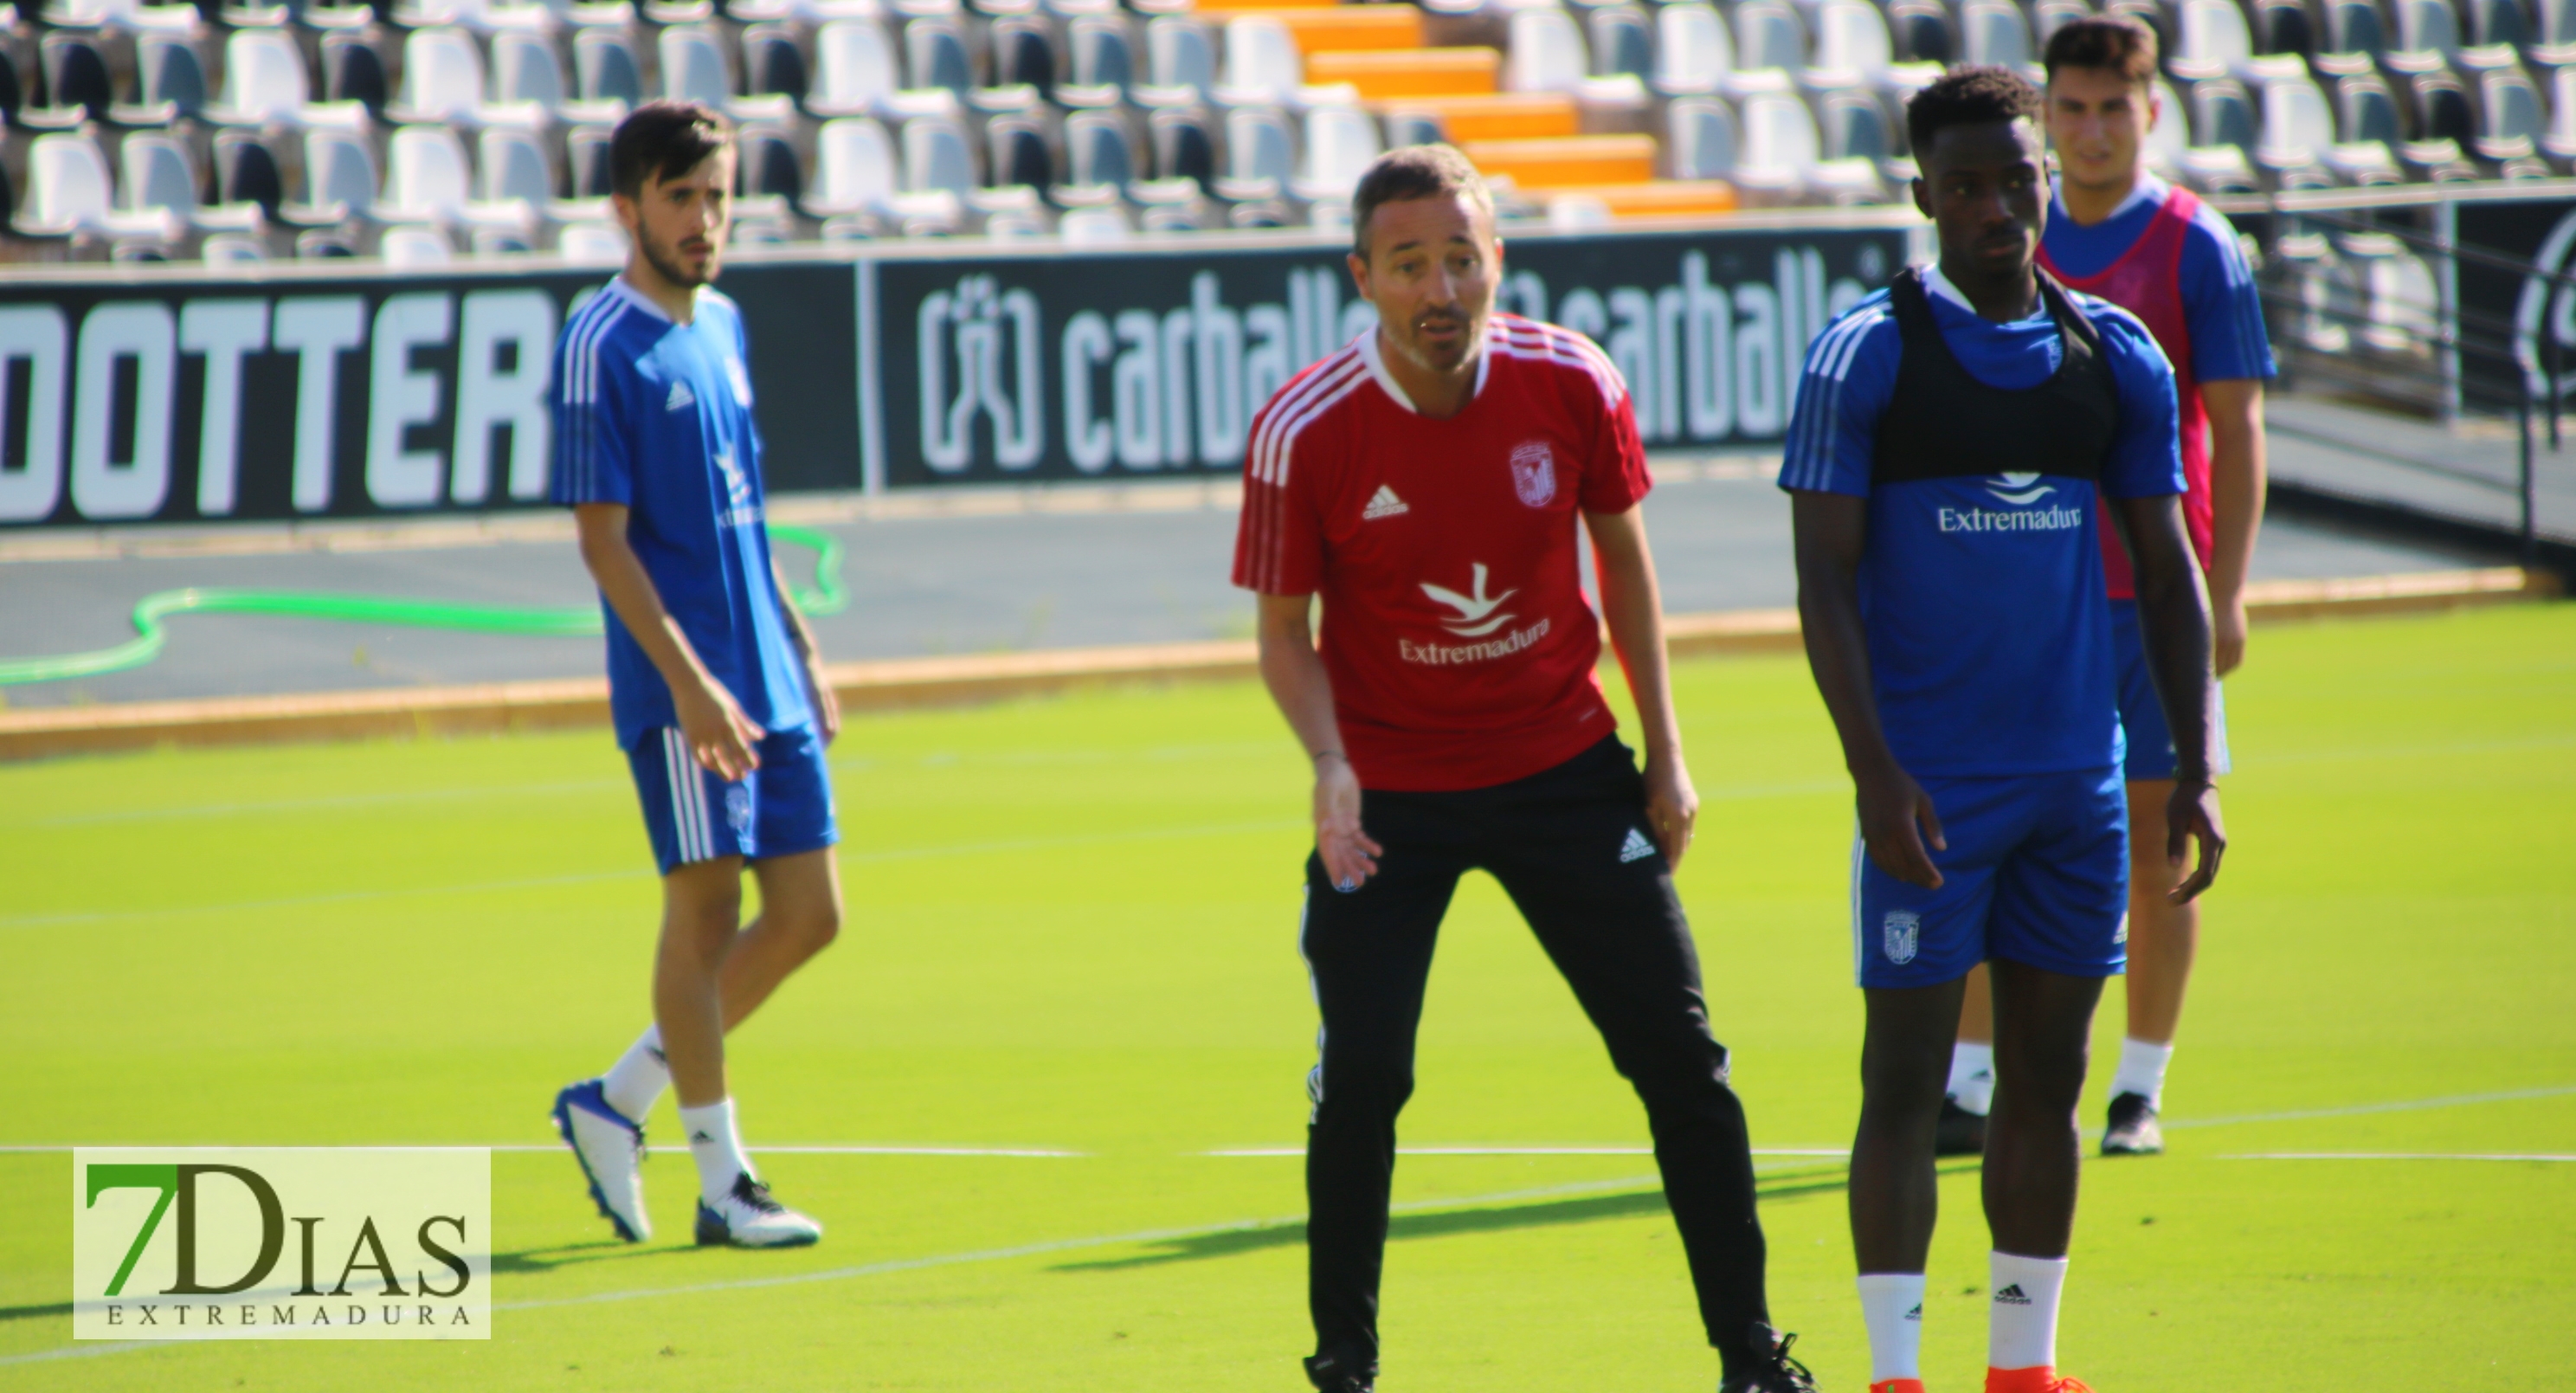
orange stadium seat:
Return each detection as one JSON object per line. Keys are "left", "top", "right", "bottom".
{"left": 1265, "top": 6, "right": 1427, "bottom": 54}
{"left": 1379, "top": 93, "right": 1581, "bottom": 141}
{"left": 1460, "top": 134, "right": 1659, "bottom": 187}
{"left": 1306, "top": 48, "right": 1502, "bottom": 100}
{"left": 1551, "top": 179, "right": 1742, "bottom": 217}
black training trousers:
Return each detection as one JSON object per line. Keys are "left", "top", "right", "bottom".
{"left": 1299, "top": 737, "right": 1772, "bottom": 1380}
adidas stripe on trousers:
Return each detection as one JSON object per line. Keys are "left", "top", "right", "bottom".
{"left": 1298, "top": 737, "right": 1774, "bottom": 1377}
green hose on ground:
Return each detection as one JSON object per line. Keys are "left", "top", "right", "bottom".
{"left": 0, "top": 523, "right": 847, "bottom": 689}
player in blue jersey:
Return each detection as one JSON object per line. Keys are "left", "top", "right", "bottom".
{"left": 1940, "top": 15, "right": 2279, "bottom": 1160}
{"left": 546, "top": 101, "right": 840, "bottom": 1250}
{"left": 1781, "top": 69, "right": 2225, "bottom": 1393}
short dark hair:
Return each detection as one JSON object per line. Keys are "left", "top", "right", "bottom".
{"left": 1350, "top": 144, "right": 1494, "bottom": 260}
{"left": 609, "top": 100, "right": 732, "bottom": 200}
{"left": 1905, "top": 65, "right": 2045, "bottom": 158}
{"left": 2043, "top": 15, "right": 2161, "bottom": 87}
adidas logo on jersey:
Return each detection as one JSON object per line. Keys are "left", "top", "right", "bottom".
{"left": 667, "top": 380, "right": 696, "bottom": 412}
{"left": 1362, "top": 486, "right": 1409, "bottom": 520}
{"left": 1993, "top": 1284, "right": 2032, "bottom": 1306}
{"left": 1619, "top": 828, "right": 1657, "bottom": 864}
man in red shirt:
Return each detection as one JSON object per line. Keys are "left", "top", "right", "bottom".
{"left": 1233, "top": 145, "right": 1815, "bottom": 1393}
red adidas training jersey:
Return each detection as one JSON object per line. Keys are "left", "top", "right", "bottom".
{"left": 1232, "top": 313, "right": 1652, "bottom": 793}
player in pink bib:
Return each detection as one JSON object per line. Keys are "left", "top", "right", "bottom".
{"left": 1939, "top": 16, "right": 2277, "bottom": 1162}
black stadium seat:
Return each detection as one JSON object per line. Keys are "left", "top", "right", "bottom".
{"left": 37, "top": 30, "right": 113, "bottom": 120}
{"left": 1888, "top": 0, "right": 1955, "bottom": 63}
{"left": 737, "top": 122, "right": 804, "bottom": 205}
{"left": 1148, "top": 106, "right": 1216, "bottom": 188}
{"left": 213, "top": 127, "right": 288, "bottom": 214}
{"left": 320, "top": 30, "right": 390, "bottom": 111}
{"left": 2400, "top": 64, "right": 2477, "bottom": 144}
{"left": 989, "top": 16, "right": 1059, "bottom": 95}
{"left": 2254, "top": 0, "right": 2318, "bottom": 56}
{"left": 987, "top": 112, "right": 1057, "bottom": 190}
{"left": 743, "top": 26, "right": 810, "bottom": 110}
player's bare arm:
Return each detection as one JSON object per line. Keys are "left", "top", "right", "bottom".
{"left": 1585, "top": 505, "right": 1698, "bottom": 867}
{"left": 770, "top": 554, "right": 841, "bottom": 744}
{"left": 575, "top": 500, "right": 764, "bottom": 779}
{"left": 1789, "top": 490, "right": 1947, "bottom": 889}
{"left": 2200, "top": 377, "right": 2267, "bottom": 676}
{"left": 2115, "top": 492, "right": 2227, "bottom": 900}
{"left": 1253, "top": 592, "right": 1381, "bottom": 890}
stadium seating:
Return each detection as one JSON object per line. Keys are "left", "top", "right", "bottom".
{"left": 1, "top": 0, "right": 2569, "bottom": 261}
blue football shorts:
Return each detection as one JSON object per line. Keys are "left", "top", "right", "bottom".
{"left": 626, "top": 724, "right": 838, "bottom": 876}
{"left": 1852, "top": 765, "right": 2129, "bottom": 989}
{"left": 2109, "top": 598, "right": 2231, "bottom": 784}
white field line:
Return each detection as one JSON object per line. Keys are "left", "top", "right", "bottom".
{"left": 2161, "top": 1082, "right": 2576, "bottom": 1129}
{"left": 1205, "top": 1146, "right": 1849, "bottom": 1158}
{"left": 29, "top": 729, "right": 2564, "bottom": 831}
{"left": 10, "top": 742, "right": 1299, "bottom": 829}
{"left": 0, "top": 820, "right": 1305, "bottom": 929}
{"left": 2221, "top": 1152, "right": 2576, "bottom": 1162}
{"left": 5, "top": 1086, "right": 2563, "bottom": 1158}
{"left": 0, "top": 1144, "right": 1083, "bottom": 1157}
{"left": 23, "top": 780, "right": 624, "bottom": 829}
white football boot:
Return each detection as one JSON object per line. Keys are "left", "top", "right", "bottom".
{"left": 551, "top": 1080, "right": 652, "bottom": 1241}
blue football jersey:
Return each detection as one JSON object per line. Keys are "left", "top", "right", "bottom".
{"left": 551, "top": 279, "right": 812, "bottom": 750}
{"left": 1777, "top": 267, "right": 2185, "bottom": 777}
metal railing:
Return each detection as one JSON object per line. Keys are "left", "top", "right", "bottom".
{"left": 2243, "top": 197, "right": 2560, "bottom": 567}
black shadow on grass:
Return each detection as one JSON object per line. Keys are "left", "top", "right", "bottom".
{"left": 1053, "top": 1162, "right": 1954, "bottom": 1274}
{"left": 0, "top": 1300, "right": 72, "bottom": 1325}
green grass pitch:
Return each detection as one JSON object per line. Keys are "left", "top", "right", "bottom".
{"left": 2, "top": 603, "right": 2571, "bottom": 1390}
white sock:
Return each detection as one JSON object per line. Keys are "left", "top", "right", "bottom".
{"left": 600, "top": 1025, "right": 668, "bottom": 1125}
{"left": 1987, "top": 1251, "right": 2070, "bottom": 1372}
{"left": 678, "top": 1098, "right": 757, "bottom": 1206}
{"left": 2110, "top": 1036, "right": 2175, "bottom": 1109}
{"left": 1948, "top": 1041, "right": 1996, "bottom": 1116}
{"left": 1857, "top": 1272, "right": 1927, "bottom": 1383}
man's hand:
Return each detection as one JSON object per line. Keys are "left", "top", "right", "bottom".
{"left": 2212, "top": 588, "right": 2249, "bottom": 677}
{"left": 1644, "top": 751, "right": 1698, "bottom": 869}
{"left": 1856, "top": 759, "right": 1946, "bottom": 889}
{"left": 675, "top": 675, "right": 765, "bottom": 781}
{"left": 804, "top": 655, "right": 842, "bottom": 745}
{"left": 2164, "top": 777, "right": 2226, "bottom": 903}
{"left": 1313, "top": 752, "right": 1383, "bottom": 892}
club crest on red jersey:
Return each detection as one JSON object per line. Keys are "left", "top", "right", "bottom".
{"left": 1509, "top": 441, "right": 1557, "bottom": 508}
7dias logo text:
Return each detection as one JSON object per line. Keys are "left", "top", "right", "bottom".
{"left": 72, "top": 1148, "right": 491, "bottom": 1341}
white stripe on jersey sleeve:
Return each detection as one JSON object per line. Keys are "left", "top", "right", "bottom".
{"left": 1781, "top": 305, "right": 1891, "bottom": 493}
{"left": 556, "top": 290, "right": 632, "bottom": 503}
{"left": 1242, "top": 352, "right": 1367, "bottom": 591}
